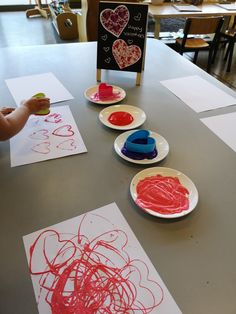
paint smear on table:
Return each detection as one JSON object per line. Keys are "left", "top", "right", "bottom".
{"left": 23, "top": 203, "right": 182, "bottom": 314}
{"left": 136, "top": 175, "right": 189, "bottom": 214}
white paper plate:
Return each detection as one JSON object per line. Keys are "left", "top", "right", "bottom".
{"left": 84, "top": 85, "right": 126, "bottom": 105}
{"left": 130, "top": 167, "right": 198, "bottom": 218}
{"left": 99, "top": 105, "right": 146, "bottom": 130}
{"left": 114, "top": 130, "right": 169, "bottom": 164}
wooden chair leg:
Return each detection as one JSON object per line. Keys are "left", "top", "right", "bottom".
{"left": 226, "top": 41, "right": 235, "bottom": 72}
{"left": 224, "top": 42, "right": 230, "bottom": 61}
{"left": 193, "top": 51, "right": 198, "bottom": 63}
{"left": 207, "top": 51, "right": 213, "bottom": 72}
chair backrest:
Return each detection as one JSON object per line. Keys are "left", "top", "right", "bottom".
{"left": 184, "top": 16, "right": 223, "bottom": 36}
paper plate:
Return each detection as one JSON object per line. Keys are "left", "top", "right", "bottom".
{"left": 114, "top": 130, "right": 169, "bottom": 164}
{"left": 130, "top": 167, "right": 198, "bottom": 218}
{"left": 84, "top": 85, "right": 126, "bottom": 105}
{"left": 99, "top": 105, "right": 146, "bottom": 130}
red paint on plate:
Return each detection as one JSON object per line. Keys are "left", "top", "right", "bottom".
{"left": 136, "top": 175, "right": 189, "bottom": 215}
{"left": 108, "top": 111, "right": 134, "bottom": 126}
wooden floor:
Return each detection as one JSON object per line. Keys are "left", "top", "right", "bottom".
{"left": 0, "top": 11, "right": 235, "bottom": 91}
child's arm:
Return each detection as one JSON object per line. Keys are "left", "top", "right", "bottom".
{"left": 0, "top": 97, "right": 50, "bottom": 141}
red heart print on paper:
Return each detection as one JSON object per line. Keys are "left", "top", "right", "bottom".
{"left": 112, "top": 39, "right": 142, "bottom": 69}
{"left": 52, "top": 125, "right": 74, "bottom": 137}
{"left": 100, "top": 5, "right": 129, "bottom": 38}
{"left": 31, "top": 142, "right": 50, "bottom": 154}
{"left": 57, "top": 139, "right": 77, "bottom": 151}
{"left": 29, "top": 129, "right": 49, "bottom": 140}
{"left": 29, "top": 230, "right": 76, "bottom": 275}
{"left": 44, "top": 113, "right": 62, "bottom": 124}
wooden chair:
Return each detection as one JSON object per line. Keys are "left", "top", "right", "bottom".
{"left": 175, "top": 16, "right": 223, "bottom": 72}
{"left": 26, "top": 0, "right": 50, "bottom": 18}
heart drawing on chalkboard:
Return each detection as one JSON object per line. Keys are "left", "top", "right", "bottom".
{"left": 100, "top": 5, "right": 129, "bottom": 37}
{"left": 112, "top": 39, "right": 142, "bottom": 69}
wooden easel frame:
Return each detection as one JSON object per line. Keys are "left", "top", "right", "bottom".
{"left": 96, "top": 69, "right": 142, "bottom": 86}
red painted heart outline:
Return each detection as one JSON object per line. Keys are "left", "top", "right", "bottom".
{"left": 100, "top": 5, "right": 130, "bottom": 38}
{"left": 52, "top": 125, "right": 74, "bottom": 137}
{"left": 112, "top": 39, "right": 142, "bottom": 69}
{"left": 57, "top": 139, "right": 77, "bottom": 151}
{"left": 29, "top": 230, "right": 77, "bottom": 275}
{"left": 44, "top": 113, "right": 62, "bottom": 124}
{"left": 31, "top": 142, "right": 50, "bottom": 154}
{"left": 29, "top": 129, "right": 49, "bottom": 140}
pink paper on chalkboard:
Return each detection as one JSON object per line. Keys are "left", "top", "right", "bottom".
{"left": 100, "top": 5, "right": 130, "bottom": 37}
{"left": 112, "top": 39, "right": 142, "bottom": 69}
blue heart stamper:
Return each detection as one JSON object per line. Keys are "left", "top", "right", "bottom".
{"left": 121, "top": 130, "right": 158, "bottom": 160}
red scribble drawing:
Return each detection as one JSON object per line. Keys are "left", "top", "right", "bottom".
{"left": 29, "top": 129, "right": 49, "bottom": 140}
{"left": 44, "top": 113, "right": 63, "bottom": 124}
{"left": 100, "top": 5, "right": 130, "bottom": 37}
{"left": 112, "top": 39, "right": 142, "bottom": 69}
{"left": 31, "top": 142, "right": 51, "bottom": 154}
{"left": 29, "top": 213, "right": 164, "bottom": 313}
{"left": 52, "top": 125, "right": 74, "bottom": 137}
{"left": 136, "top": 175, "right": 189, "bottom": 215}
{"left": 56, "top": 139, "right": 77, "bottom": 151}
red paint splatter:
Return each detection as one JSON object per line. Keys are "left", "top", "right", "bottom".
{"left": 108, "top": 111, "right": 134, "bottom": 126}
{"left": 136, "top": 175, "right": 189, "bottom": 215}
{"left": 29, "top": 214, "right": 164, "bottom": 313}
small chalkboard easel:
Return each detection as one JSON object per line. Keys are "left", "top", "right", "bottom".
{"left": 96, "top": 1, "right": 148, "bottom": 86}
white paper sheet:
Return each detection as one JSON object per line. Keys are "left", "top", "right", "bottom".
{"left": 172, "top": 4, "right": 202, "bottom": 11}
{"left": 216, "top": 3, "right": 236, "bottom": 10}
{"left": 5, "top": 72, "right": 74, "bottom": 105}
{"left": 10, "top": 105, "right": 87, "bottom": 167}
{"left": 201, "top": 112, "right": 236, "bottom": 152}
{"left": 160, "top": 75, "right": 236, "bottom": 113}
{"left": 23, "top": 202, "right": 182, "bottom": 314}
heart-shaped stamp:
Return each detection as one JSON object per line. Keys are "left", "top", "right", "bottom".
{"left": 103, "top": 47, "right": 110, "bottom": 52}
{"left": 44, "top": 113, "right": 62, "bottom": 124}
{"left": 52, "top": 125, "right": 74, "bottom": 137}
{"left": 100, "top": 5, "right": 130, "bottom": 37}
{"left": 31, "top": 142, "right": 50, "bottom": 154}
{"left": 112, "top": 39, "right": 142, "bottom": 69}
{"left": 57, "top": 139, "right": 77, "bottom": 151}
{"left": 29, "top": 129, "right": 49, "bottom": 140}
{"left": 126, "top": 130, "right": 156, "bottom": 154}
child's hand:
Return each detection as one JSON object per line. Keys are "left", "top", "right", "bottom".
{"left": 21, "top": 97, "right": 50, "bottom": 114}
{"left": 0, "top": 107, "right": 15, "bottom": 116}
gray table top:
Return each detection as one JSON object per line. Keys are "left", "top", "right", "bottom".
{"left": 0, "top": 39, "right": 236, "bottom": 314}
